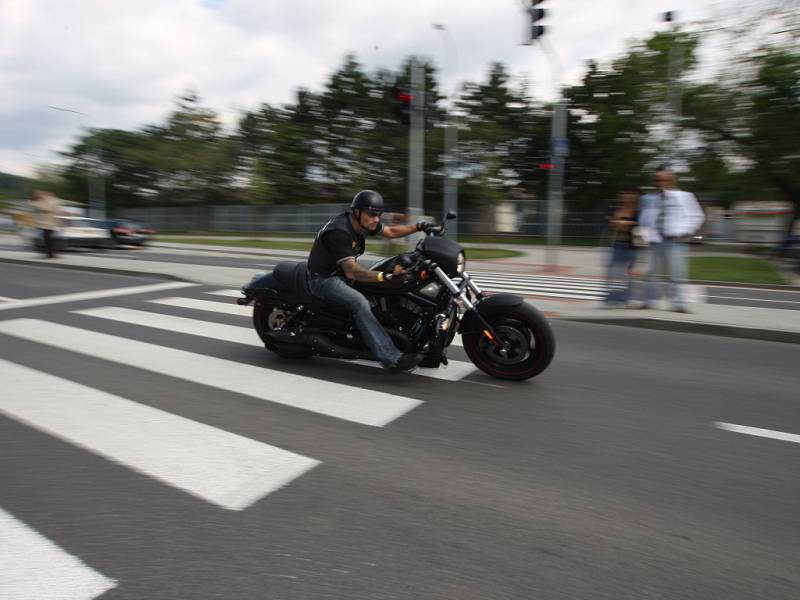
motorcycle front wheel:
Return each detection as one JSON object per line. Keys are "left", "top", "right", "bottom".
{"left": 462, "top": 303, "right": 555, "bottom": 381}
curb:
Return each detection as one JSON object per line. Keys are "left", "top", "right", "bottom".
{"left": 0, "top": 257, "right": 191, "bottom": 283}
{"left": 561, "top": 316, "right": 800, "bottom": 345}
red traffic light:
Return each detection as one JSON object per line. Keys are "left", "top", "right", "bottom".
{"left": 538, "top": 162, "right": 554, "bottom": 170}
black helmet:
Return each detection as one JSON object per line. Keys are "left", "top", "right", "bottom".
{"left": 350, "top": 190, "right": 384, "bottom": 214}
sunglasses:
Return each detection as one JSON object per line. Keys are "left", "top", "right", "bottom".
{"left": 364, "top": 210, "right": 383, "bottom": 218}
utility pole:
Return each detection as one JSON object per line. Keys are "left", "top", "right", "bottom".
{"left": 521, "top": 1, "right": 567, "bottom": 270}
{"left": 664, "top": 11, "right": 684, "bottom": 170}
{"left": 48, "top": 105, "right": 106, "bottom": 219}
{"left": 433, "top": 23, "right": 459, "bottom": 241}
{"left": 406, "top": 59, "right": 426, "bottom": 249}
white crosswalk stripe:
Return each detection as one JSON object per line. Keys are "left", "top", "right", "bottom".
{"left": 0, "top": 358, "right": 319, "bottom": 511}
{"left": 76, "top": 305, "right": 474, "bottom": 374}
{"left": 468, "top": 272, "right": 606, "bottom": 300}
{"left": 0, "top": 506, "right": 116, "bottom": 600}
{"left": 0, "top": 318, "right": 422, "bottom": 427}
{"left": 151, "top": 296, "right": 253, "bottom": 316}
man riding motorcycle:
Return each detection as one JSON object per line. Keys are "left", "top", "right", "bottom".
{"left": 306, "top": 190, "right": 433, "bottom": 372}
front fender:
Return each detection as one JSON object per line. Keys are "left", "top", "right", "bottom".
{"left": 458, "top": 293, "right": 525, "bottom": 335}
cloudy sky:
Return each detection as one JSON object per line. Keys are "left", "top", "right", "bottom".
{"left": 1, "top": 0, "right": 724, "bottom": 179}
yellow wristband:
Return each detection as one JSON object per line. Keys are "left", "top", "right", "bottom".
{"left": 377, "top": 272, "right": 384, "bottom": 282}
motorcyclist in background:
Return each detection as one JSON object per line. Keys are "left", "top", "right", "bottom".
{"left": 306, "top": 190, "right": 433, "bottom": 372}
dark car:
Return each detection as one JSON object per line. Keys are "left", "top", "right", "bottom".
{"left": 101, "top": 219, "right": 156, "bottom": 246}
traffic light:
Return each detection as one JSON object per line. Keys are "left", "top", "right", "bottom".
{"left": 524, "top": 0, "right": 547, "bottom": 44}
{"left": 393, "top": 84, "right": 413, "bottom": 125}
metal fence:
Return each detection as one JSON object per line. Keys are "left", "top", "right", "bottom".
{"left": 117, "top": 202, "right": 749, "bottom": 244}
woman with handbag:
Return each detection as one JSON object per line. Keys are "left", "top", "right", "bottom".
{"left": 604, "top": 188, "right": 640, "bottom": 307}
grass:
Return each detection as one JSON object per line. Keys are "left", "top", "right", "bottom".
{"left": 157, "top": 236, "right": 523, "bottom": 260}
{"left": 689, "top": 257, "right": 786, "bottom": 285}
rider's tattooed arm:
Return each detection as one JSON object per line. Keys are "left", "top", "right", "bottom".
{"left": 340, "top": 258, "right": 383, "bottom": 282}
{"left": 380, "top": 223, "right": 418, "bottom": 238}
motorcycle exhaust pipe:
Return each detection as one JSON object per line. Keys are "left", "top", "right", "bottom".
{"left": 267, "top": 331, "right": 375, "bottom": 361}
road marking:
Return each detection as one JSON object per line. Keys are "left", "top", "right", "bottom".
{"left": 0, "top": 282, "right": 195, "bottom": 312}
{"left": 150, "top": 296, "right": 253, "bottom": 316}
{"left": 708, "top": 295, "right": 800, "bottom": 305}
{"left": 0, "top": 295, "right": 18, "bottom": 301}
{"left": 0, "top": 319, "right": 422, "bottom": 427}
{"left": 713, "top": 422, "right": 800, "bottom": 445}
{"left": 206, "top": 289, "right": 244, "bottom": 297}
{"left": 0, "top": 506, "right": 116, "bottom": 599}
{"left": 75, "top": 307, "right": 477, "bottom": 379}
{"left": 0, "top": 358, "right": 319, "bottom": 510}
{"left": 76, "top": 306, "right": 259, "bottom": 346}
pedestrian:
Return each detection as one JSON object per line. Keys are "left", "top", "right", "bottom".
{"left": 29, "top": 191, "right": 62, "bottom": 258}
{"left": 604, "top": 187, "right": 640, "bottom": 307}
{"left": 637, "top": 170, "right": 705, "bottom": 313}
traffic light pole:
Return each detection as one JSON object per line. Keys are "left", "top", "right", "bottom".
{"left": 407, "top": 59, "right": 426, "bottom": 249}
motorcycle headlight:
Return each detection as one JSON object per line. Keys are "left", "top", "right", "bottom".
{"left": 456, "top": 252, "right": 466, "bottom": 274}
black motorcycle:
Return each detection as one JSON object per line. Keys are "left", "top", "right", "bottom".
{"left": 237, "top": 213, "right": 555, "bottom": 381}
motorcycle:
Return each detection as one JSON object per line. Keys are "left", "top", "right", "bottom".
{"left": 237, "top": 212, "right": 555, "bottom": 381}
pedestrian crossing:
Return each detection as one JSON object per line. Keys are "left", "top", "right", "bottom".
{"left": 468, "top": 271, "right": 607, "bottom": 301}
{"left": 0, "top": 284, "right": 494, "bottom": 598}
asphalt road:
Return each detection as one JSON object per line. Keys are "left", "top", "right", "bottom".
{"left": 1, "top": 264, "right": 798, "bottom": 599}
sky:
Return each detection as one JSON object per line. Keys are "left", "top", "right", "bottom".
{"left": 0, "top": 0, "right": 726, "bottom": 179}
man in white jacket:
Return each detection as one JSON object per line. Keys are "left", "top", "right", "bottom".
{"left": 637, "top": 170, "right": 705, "bottom": 312}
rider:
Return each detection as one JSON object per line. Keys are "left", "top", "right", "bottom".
{"left": 306, "top": 190, "right": 431, "bottom": 372}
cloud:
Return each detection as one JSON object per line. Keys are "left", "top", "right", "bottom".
{"left": 1, "top": 0, "right": 718, "bottom": 179}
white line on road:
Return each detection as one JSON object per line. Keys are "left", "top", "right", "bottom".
{"left": 0, "top": 282, "right": 196, "bottom": 311}
{"left": 0, "top": 319, "right": 422, "bottom": 427}
{"left": 0, "top": 295, "right": 18, "bottom": 301}
{"left": 0, "top": 506, "right": 116, "bottom": 600}
{"left": 76, "top": 306, "right": 260, "bottom": 346}
{"left": 707, "top": 295, "right": 800, "bottom": 305}
{"left": 0, "top": 358, "right": 319, "bottom": 510}
{"left": 75, "top": 306, "right": 479, "bottom": 380}
{"left": 150, "top": 296, "right": 253, "bottom": 316}
{"left": 713, "top": 422, "right": 800, "bottom": 445}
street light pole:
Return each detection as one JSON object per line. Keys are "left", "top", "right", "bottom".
{"left": 48, "top": 105, "right": 106, "bottom": 219}
{"left": 432, "top": 23, "right": 459, "bottom": 241}
{"left": 662, "top": 11, "right": 684, "bottom": 170}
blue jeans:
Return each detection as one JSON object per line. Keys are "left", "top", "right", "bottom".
{"left": 644, "top": 239, "right": 689, "bottom": 309}
{"left": 307, "top": 276, "right": 402, "bottom": 368}
{"left": 605, "top": 242, "right": 636, "bottom": 305}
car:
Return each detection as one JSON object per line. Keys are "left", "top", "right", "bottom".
{"left": 100, "top": 218, "right": 156, "bottom": 246}
{"left": 27, "top": 216, "right": 112, "bottom": 250}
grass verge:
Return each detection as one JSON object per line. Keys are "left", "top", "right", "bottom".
{"left": 689, "top": 257, "right": 786, "bottom": 284}
{"left": 157, "top": 236, "right": 523, "bottom": 260}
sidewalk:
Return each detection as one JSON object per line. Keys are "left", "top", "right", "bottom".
{"left": 2, "top": 234, "right": 799, "bottom": 344}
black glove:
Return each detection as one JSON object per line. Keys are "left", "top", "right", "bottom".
{"left": 416, "top": 221, "right": 441, "bottom": 235}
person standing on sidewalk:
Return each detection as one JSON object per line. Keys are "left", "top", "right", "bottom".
{"left": 637, "top": 170, "right": 705, "bottom": 313}
{"left": 29, "top": 191, "right": 62, "bottom": 258}
{"left": 604, "top": 187, "right": 640, "bottom": 307}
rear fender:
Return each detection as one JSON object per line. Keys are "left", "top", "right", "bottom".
{"left": 458, "top": 293, "right": 525, "bottom": 335}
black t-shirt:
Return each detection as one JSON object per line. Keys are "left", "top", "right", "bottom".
{"left": 307, "top": 212, "right": 383, "bottom": 277}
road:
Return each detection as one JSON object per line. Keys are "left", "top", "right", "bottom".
{"left": 1, "top": 261, "right": 798, "bottom": 600}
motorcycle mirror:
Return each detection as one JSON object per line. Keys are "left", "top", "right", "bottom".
{"left": 445, "top": 210, "right": 457, "bottom": 220}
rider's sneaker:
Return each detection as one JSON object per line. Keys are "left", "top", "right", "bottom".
{"left": 387, "top": 353, "right": 423, "bottom": 374}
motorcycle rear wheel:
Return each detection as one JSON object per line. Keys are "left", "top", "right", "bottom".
{"left": 253, "top": 302, "right": 312, "bottom": 359}
{"left": 462, "top": 303, "right": 555, "bottom": 381}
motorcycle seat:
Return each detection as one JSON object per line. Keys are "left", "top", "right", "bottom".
{"left": 271, "top": 262, "right": 319, "bottom": 304}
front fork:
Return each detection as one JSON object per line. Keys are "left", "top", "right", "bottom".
{"left": 433, "top": 267, "right": 509, "bottom": 354}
